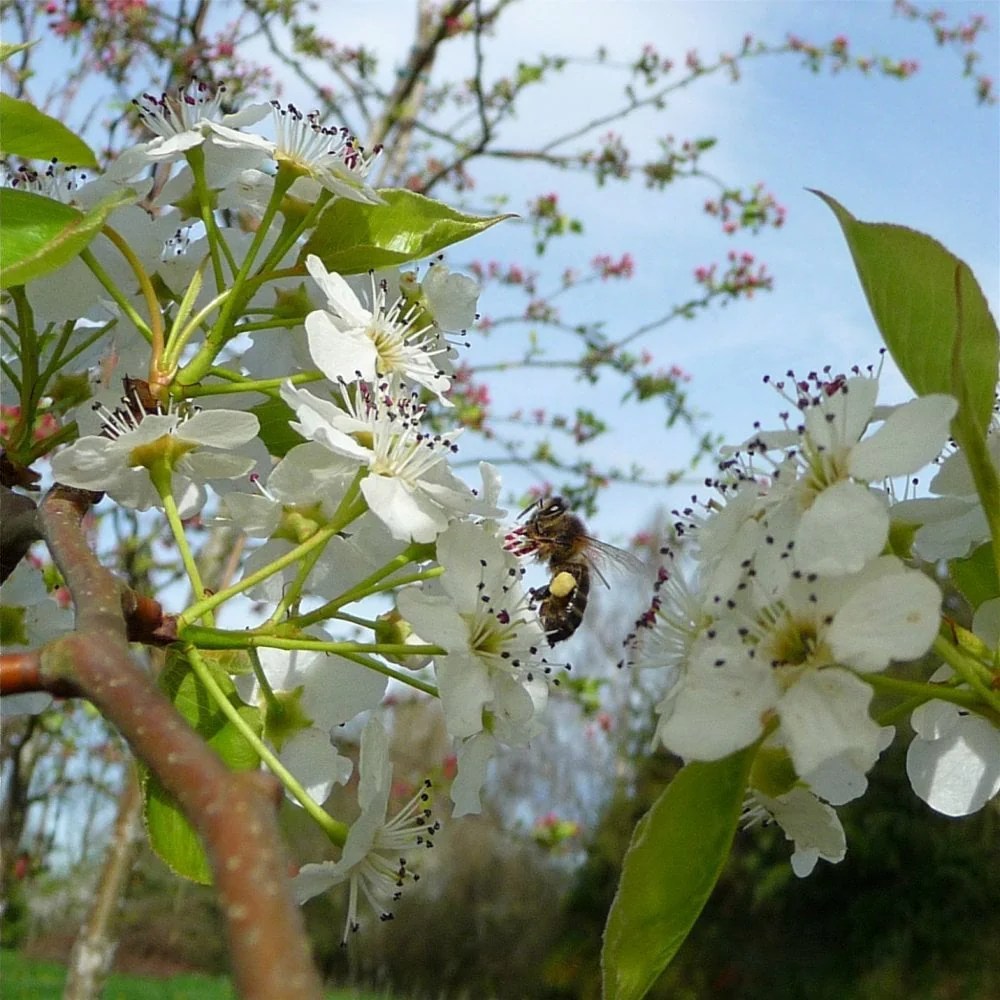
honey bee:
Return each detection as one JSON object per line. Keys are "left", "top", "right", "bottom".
{"left": 504, "top": 495, "right": 644, "bottom": 644}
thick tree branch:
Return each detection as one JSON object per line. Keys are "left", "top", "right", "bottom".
{"left": 31, "top": 485, "right": 324, "bottom": 1000}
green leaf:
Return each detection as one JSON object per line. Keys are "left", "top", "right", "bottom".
{"left": 0, "top": 93, "right": 97, "bottom": 166}
{"left": 251, "top": 396, "right": 305, "bottom": 458}
{"left": 950, "top": 542, "right": 1000, "bottom": 610}
{"left": 812, "top": 191, "right": 999, "bottom": 436}
{"left": 602, "top": 745, "right": 756, "bottom": 1000}
{"left": 0, "top": 186, "right": 135, "bottom": 288}
{"left": 143, "top": 653, "right": 262, "bottom": 885}
{"left": 300, "top": 188, "right": 513, "bottom": 273}
{"left": 1, "top": 42, "right": 34, "bottom": 63}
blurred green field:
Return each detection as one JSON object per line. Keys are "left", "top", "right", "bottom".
{"left": 0, "top": 950, "right": 388, "bottom": 1000}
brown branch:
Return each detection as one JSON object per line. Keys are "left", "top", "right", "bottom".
{"left": 34, "top": 485, "right": 324, "bottom": 1000}
{"left": 367, "top": 0, "right": 474, "bottom": 155}
{"left": 0, "top": 648, "right": 76, "bottom": 698}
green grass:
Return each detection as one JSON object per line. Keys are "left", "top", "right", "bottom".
{"left": 0, "top": 950, "right": 389, "bottom": 1000}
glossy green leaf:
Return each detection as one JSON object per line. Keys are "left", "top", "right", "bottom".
{"left": 251, "top": 396, "right": 305, "bottom": 458}
{"left": 143, "top": 653, "right": 262, "bottom": 885}
{"left": 0, "top": 186, "right": 134, "bottom": 288}
{"left": 300, "top": 188, "right": 513, "bottom": 273}
{"left": 602, "top": 745, "right": 756, "bottom": 1000}
{"left": 0, "top": 93, "right": 96, "bottom": 166}
{"left": 812, "top": 191, "right": 998, "bottom": 436}
{"left": 950, "top": 542, "right": 1000, "bottom": 610}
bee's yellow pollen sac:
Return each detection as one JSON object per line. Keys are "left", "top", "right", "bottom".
{"left": 550, "top": 570, "right": 578, "bottom": 598}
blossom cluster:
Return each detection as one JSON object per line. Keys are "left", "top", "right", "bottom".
{"left": 631, "top": 370, "right": 999, "bottom": 873}
{"left": 2, "top": 80, "right": 554, "bottom": 936}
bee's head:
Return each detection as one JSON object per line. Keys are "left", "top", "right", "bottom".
{"left": 519, "top": 494, "right": 567, "bottom": 522}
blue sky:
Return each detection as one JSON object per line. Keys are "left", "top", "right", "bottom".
{"left": 421, "top": 1, "right": 1000, "bottom": 538}
{"left": 11, "top": 1, "right": 998, "bottom": 538}
{"left": 291, "top": 1, "right": 997, "bottom": 540}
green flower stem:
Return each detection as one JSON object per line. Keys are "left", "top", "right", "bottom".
{"left": 296, "top": 550, "right": 441, "bottom": 628}
{"left": 860, "top": 669, "right": 989, "bottom": 714}
{"left": 330, "top": 611, "right": 378, "bottom": 629}
{"left": 874, "top": 695, "right": 931, "bottom": 728}
{"left": 267, "top": 476, "right": 371, "bottom": 624}
{"left": 177, "top": 477, "right": 368, "bottom": 630}
{"left": 248, "top": 648, "right": 280, "bottom": 714}
{"left": 43, "top": 319, "right": 113, "bottom": 383}
{"left": 184, "top": 146, "right": 234, "bottom": 288}
{"left": 224, "top": 317, "right": 304, "bottom": 334}
{"left": 179, "top": 369, "right": 323, "bottom": 400}
{"left": 179, "top": 523, "right": 338, "bottom": 628}
{"left": 80, "top": 241, "right": 155, "bottom": 348}
{"left": 162, "top": 273, "right": 233, "bottom": 373}
{"left": 254, "top": 187, "right": 331, "bottom": 275}
{"left": 180, "top": 628, "right": 442, "bottom": 699}
{"left": 332, "top": 649, "right": 441, "bottom": 699}
{"left": 932, "top": 633, "right": 1000, "bottom": 714}
{"left": 149, "top": 461, "right": 209, "bottom": 621}
{"left": 177, "top": 169, "right": 297, "bottom": 387}
{"left": 266, "top": 538, "right": 329, "bottom": 626}
{"left": 184, "top": 646, "right": 347, "bottom": 845}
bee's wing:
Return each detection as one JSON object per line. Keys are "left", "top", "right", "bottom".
{"left": 584, "top": 537, "right": 646, "bottom": 589}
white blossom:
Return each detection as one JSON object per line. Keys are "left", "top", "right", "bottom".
{"left": 396, "top": 520, "right": 550, "bottom": 744}
{"left": 291, "top": 718, "right": 436, "bottom": 941}
{"left": 51, "top": 393, "right": 259, "bottom": 517}
{"left": 236, "top": 645, "right": 385, "bottom": 806}
{"left": 304, "top": 255, "right": 451, "bottom": 403}
{"left": 281, "top": 380, "right": 496, "bottom": 542}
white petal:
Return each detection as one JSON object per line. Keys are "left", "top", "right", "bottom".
{"left": 760, "top": 786, "right": 846, "bottom": 875}
{"left": 906, "top": 716, "right": 1000, "bottom": 816}
{"left": 778, "top": 668, "right": 880, "bottom": 777}
{"left": 183, "top": 451, "right": 254, "bottom": 480}
{"left": 303, "top": 654, "right": 388, "bottom": 729}
{"left": 203, "top": 122, "right": 274, "bottom": 152}
{"left": 291, "top": 861, "right": 343, "bottom": 904}
{"left": 849, "top": 394, "right": 956, "bottom": 480}
{"left": 280, "top": 384, "right": 369, "bottom": 461}
{"left": 807, "top": 726, "right": 892, "bottom": 804}
{"left": 434, "top": 655, "right": 494, "bottom": 739}
{"left": 794, "top": 481, "right": 887, "bottom": 576}
{"left": 828, "top": 567, "right": 940, "bottom": 671}
{"left": 451, "top": 732, "right": 497, "bottom": 817}
{"left": 280, "top": 728, "right": 353, "bottom": 806}
{"left": 804, "top": 376, "right": 878, "bottom": 452}
{"left": 655, "top": 646, "right": 778, "bottom": 761}
{"left": 306, "top": 257, "right": 370, "bottom": 326}
{"left": 422, "top": 265, "right": 479, "bottom": 331}
{"left": 268, "top": 442, "right": 356, "bottom": 505}
{"left": 356, "top": 717, "right": 392, "bottom": 812}
{"left": 362, "top": 476, "right": 446, "bottom": 543}
{"left": 220, "top": 493, "right": 281, "bottom": 538}
{"left": 929, "top": 434, "right": 999, "bottom": 495}
{"left": 910, "top": 698, "right": 961, "bottom": 740}
{"left": 396, "top": 589, "right": 470, "bottom": 652}
{"left": 305, "top": 311, "right": 376, "bottom": 382}
{"left": 180, "top": 409, "right": 259, "bottom": 447}
{"left": 972, "top": 597, "right": 1000, "bottom": 646}
{"left": 913, "top": 503, "right": 988, "bottom": 560}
